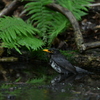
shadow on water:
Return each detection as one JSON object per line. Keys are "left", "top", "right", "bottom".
{"left": 0, "top": 62, "right": 100, "bottom": 100}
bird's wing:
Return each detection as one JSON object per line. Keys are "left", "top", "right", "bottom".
{"left": 51, "top": 54, "right": 77, "bottom": 74}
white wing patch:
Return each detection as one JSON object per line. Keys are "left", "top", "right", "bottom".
{"left": 50, "top": 59, "right": 61, "bottom": 73}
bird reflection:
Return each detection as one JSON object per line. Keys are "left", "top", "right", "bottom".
{"left": 51, "top": 74, "right": 87, "bottom": 85}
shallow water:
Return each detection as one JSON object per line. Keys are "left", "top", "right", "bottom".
{"left": 0, "top": 62, "right": 100, "bottom": 100}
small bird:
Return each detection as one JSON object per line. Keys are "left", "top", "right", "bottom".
{"left": 43, "top": 48, "right": 92, "bottom": 74}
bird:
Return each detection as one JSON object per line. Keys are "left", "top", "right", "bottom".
{"left": 43, "top": 48, "right": 92, "bottom": 74}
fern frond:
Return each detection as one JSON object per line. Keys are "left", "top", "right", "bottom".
{"left": 25, "top": 0, "right": 94, "bottom": 45}
{"left": 25, "top": 0, "right": 69, "bottom": 44}
{"left": 18, "top": 36, "right": 44, "bottom": 50}
{"left": 57, "top": 0, "right": 94, "bottom": 20}
{"left": 26, "top": 75, "right": 46, "bottom": 84}
{"left": 0, "top": 16, "right": 44, "bottom": 53}
{"left": 25, "top": 0, "right": 53, "bottom": 42}
{"left": 49, "top": 12, "right": 70, "bottom": 43}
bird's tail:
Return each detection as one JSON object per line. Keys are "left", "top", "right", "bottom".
{"left": 74, "top": 66, "right": 94, "bottom": 74}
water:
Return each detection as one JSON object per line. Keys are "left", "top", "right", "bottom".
{"left": 0, "top": 62, "right": 100, "bottom": 100}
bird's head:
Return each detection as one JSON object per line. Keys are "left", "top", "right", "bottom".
{"left": 43, "top": 48, "right": 60, "bottom": 55}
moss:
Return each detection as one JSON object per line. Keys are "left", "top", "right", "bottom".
{"left": 60, "top": 50, "right": 78, "bottom": 62}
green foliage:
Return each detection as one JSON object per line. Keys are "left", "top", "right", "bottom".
{"left": 60, "top": 50, "right": 77, "bottom": 62}
{"left": 25, "top": 0, "right": 70, "bottom": 43}
{"left": 25, "top": 0, "right": 94, "bottom": 44}
{"left": 57, "top": 0, "right": 94, "bottom": 20}
{"left": 49, "top": 12, "right": 70, "bottom": 43}
{"left": 0, "top": 76, "right": 46, "bottom": 99}
{"left": 26, "top": 76, "right": 46, "bottom": 84}
{"left": 0, "top": 82, "right": 21, "bottom": 98}
{"left": 0, "top": 16, "right": 44, "bottom": 53}
{"left": 0, "top": 0, "right": 94, "bottom": 53}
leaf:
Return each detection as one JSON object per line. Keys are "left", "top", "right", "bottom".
{"left": 0, "top": 16, "right": 44, "bottom": 53}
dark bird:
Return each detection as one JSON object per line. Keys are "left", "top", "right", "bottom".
{"left": 43, "top": 48, "right": 92, "bottom": 74}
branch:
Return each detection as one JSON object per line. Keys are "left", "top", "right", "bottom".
{"left": 47, "top": 3, "right": 86, "bottom": 52}
{"left": 84, "top": 41, "right": 100, "bottom": 50}
{"left": 0, "top": 0, "right": 20, "bottom": 17}
{"left": 87, "top": 3, "right": 100, "bottom": 7}
{"left": 0, "top": 57, "right": 18, "bottom": 62}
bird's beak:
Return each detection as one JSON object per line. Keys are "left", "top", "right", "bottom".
{"left": 43, "top": 49, "right": 52, "bottom": 53}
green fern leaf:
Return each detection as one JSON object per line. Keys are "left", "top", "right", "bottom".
{"left": 0, "top": 16, "right": 44, "bottom": 53}
{"left": 57, "top": 0, "right": 94, "bottom": 20}
{"left": 24, "top": 0, "right": 94, "bottom": 46}
{"left": 25, "top": 0, "right": 53, "bottom": 42}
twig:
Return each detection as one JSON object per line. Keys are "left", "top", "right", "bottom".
{"left": 85, "top": 41, "right": 100, "bottom": 50}
{"left": 87, "top": 3, "right": 100, "bottom": 7}
{"left": 19, "top": 10, "right": 26, "bottom": 18}
{"left": 0, "top": 0, "right": 20, "bottom": 17}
